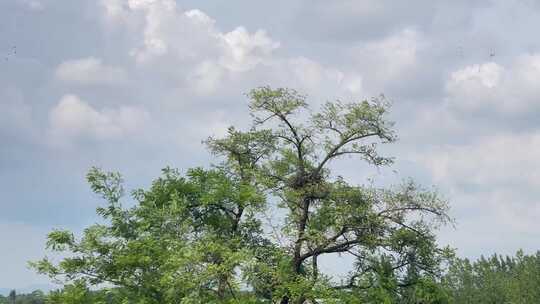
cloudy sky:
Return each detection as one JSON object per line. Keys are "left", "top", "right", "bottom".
{"left": 2, "top": 0, "right": 540, "bottom": 291}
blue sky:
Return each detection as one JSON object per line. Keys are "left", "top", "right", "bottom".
{"left": 2, "top": 0, "right": 540, "bottom": 291}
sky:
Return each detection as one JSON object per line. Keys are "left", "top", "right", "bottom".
{"left": 2, "top": 0, "right": 540, "bottom": 291}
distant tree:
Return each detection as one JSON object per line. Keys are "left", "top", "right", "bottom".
{"left": 8, "top": 290, "right": 15, "bottom": 304}
{"left": 33, "top": 87, "right": 452, "bottom": 303}
{"left": 26, "top": 290, "right": 45, "bottom": 304}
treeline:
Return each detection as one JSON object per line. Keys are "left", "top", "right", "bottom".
{"left": 0, "top": 288, "right": 131, "bottom": 304}
{"left": 443, "top": 250, "right": 540, "bottom": 303}
{"left": 0, "top": 290, "right": 45, "bottom": 304}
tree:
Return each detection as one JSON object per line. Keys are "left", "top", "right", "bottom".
{"left": 32, "top": 167, "right": 265, "bottom": 303}
{"left": 208, "top": 87, "right": 451, "bottom": 303}
{"left": 8, "top": 290, "right": 15, "bottom": 304}
{"left": 33, "top": 87, "right": 451, "bottom": 303}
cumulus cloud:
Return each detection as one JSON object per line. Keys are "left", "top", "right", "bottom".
{"left": 219, "top": 26, "right": 280, "bottom": 72}
{"left": 55, "top": 57, "right": 127, "bottom": 85}
{"left": 96, "top": 0, "right": 365, "bottom": 99}
{"left": 48, "top": 94, "right": 149, "bottom": 143}
{"left": 98, "top": 1, "right": 282, "bottom": 95}
{"left": 450, "top": 62, "right": 502, "bottom": 88}
{"left": 446, "top": 54, "right": 540, "bottom": 114}
{"left": 120, "top": 2, "right": 279, "bottom": 71}
{"left": 403, "top": 53, "right": 540, "bottom": 143}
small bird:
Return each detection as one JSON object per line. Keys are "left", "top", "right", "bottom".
{"left": 4, "top": 45, "right": 16, "bottom": 61}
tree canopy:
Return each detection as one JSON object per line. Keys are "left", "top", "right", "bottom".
{"left": 32, "top": 87, "right": 452, "bottom": 303}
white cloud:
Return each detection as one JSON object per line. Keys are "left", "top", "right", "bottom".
{"left": 124, "top": 2, "right": 279, "bottom": 72}
{"left": 445, "top": 62, "right": 504, "bottom": 111}
{"left": 98, "top": 0, "right": 366, "bottom": 99}
{"left": 56, "top": 57, "right": 127, "bottom": 85}
{"left": 219, "top": 27, "right": 280, "bottom": 72}
{"left": 350, "top": 28, "right": 424, "bottom": 83}
{"left": 450, "top": 62, "right": 503, "bottom": 88}
{"left": 121, "top": 3, "right": 221, "bottom": 64}
{"left": 446, "top": 54, "right": 540, "bottom": 114}
{"left": 49, "top": 94, "right": 149, "bottom": 143}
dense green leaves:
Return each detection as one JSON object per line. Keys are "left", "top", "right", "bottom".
{"left": 33, "top": 166, "right": 266, "bottom": 303}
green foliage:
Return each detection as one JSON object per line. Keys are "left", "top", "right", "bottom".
{"left": 33, "top": 87, "right": 452, "bottom": 303}
{"left": 33, "top": 166, "right": 265, "bottom": 303}
{"left": 443, "top": 250, "right": 540, "bottom": 303}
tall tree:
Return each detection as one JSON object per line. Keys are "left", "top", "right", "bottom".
{"left": 208, "top": 87, "right": 451, "bottom": 303}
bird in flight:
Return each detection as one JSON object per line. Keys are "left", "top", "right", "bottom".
{"left": 4, "top": 46, "right": 17, "bottom": 61}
